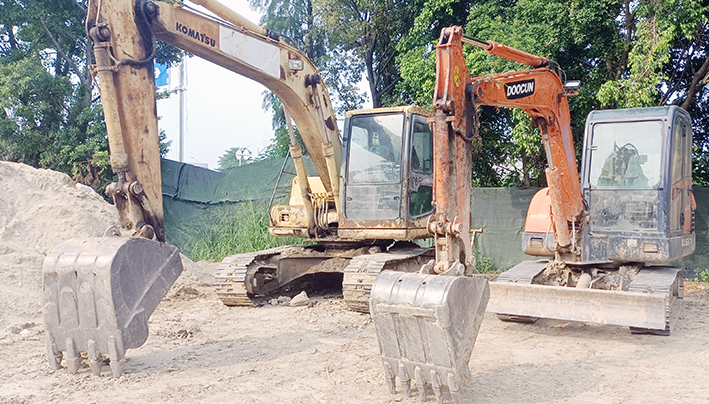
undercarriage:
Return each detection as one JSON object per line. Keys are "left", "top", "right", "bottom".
{"left": 214, "top": 242, "right": 434, "bottom": 312}
{"left": 488, "top": 260, "right": 683, "bottom": 335}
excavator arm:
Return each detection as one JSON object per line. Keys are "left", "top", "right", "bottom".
{"left": 432, "top": 27, "right": 583, "bottom": 261}
{"left": 87, "top": 0, "right": 343, "bottom": 237}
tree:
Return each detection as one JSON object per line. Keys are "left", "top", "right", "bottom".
{"left": 319, "top": 0, "right": 424, "bottom": 108}
{"left": 395, "top": 0, "right": 472, "bottom": 106}
{"left": 250, "top": 0, "right": 325, "bottom": 60}
{"left": 396, "top": 0, "right": 709, "bottom": 187}
{"left": 256, "top": 92, "right": 307, "bottom": 160}
{"left": 0, "top": 0, "right": 181, "bottom": 193}
{"left": 249, "top": 0, "right": 328, "bottom": 158}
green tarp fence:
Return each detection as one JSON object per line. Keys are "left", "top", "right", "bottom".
{"left": 161, "top": 157, "right": 317, "bottom": 257}
{"left": 162, "top": 159, "right": 709, "bottom": 275}
{"left": 162, "top": 157, "right": 317, "bottom": 204}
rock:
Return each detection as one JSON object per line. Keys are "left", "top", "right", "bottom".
{"left": 75, "top": 183, "right": 95, "bottom": 193}
{"left": 269, "top": 296, "right": 293, "bottom": 306}
{"left": 289, "top": 291, "right": 310, "bottom": 307}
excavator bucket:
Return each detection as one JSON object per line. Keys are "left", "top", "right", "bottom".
{"left": 370, "top": 271, "right": 489, "bottom": 404}
{"left": 42, "top": 236, "right": 182, "bottom": 377}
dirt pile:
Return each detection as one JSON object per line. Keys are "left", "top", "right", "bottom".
{"left": 0, "top": 161, "right": 119, "bottom": 327}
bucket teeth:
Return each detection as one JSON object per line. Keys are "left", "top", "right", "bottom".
{"left": 448, "top": 373, "right": 460, "bottom": 404}
{"left": 399, "top": 363, "right": 411, "bottom": 397}
{"left": 415, "top": 367, "right": 426, "bottom": 401}
{"left": 431, "top": 370, "right": 443, "bottom": 404}
{"left": 87, "top": 339, "right": 101, "bottom": 376}
{"left": 45, "top": 334, "right": 62, "bottom": 370}
{"left": 108, "top": 335, "right": 126, "bottom": 378}
{"left": 65, "top": 337, "right": 80, "bottom": 374}
{"left": 382, "top": 362, "right": 396, "bottom": 394}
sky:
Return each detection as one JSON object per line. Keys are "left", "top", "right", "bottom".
{"left": 156, "top": 1, "right": 272, "bottom": 170}
{"left": 156, "top": 0, "right": 372, "bottom": 170}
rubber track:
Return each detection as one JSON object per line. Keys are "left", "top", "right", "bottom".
{"left": 342, "top": 247, "right": 433, "bottom": 313}
{"left": 495, "top": 260, "right": 547, "bottom": 284}
{"left": 628, "top": 267, "right": 683, "bottom": 333}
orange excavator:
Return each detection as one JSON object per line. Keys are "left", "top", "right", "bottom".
{"left": 429, "top": 27, "right": 693, "bottom": 338}
{"left": 371, "top": 26, "right": 692, "bottom": 402}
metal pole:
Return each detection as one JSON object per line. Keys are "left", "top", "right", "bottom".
{"left": 178, "top": 58, "right": 186, "bottom": 162}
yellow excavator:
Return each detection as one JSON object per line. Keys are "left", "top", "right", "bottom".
{"left": 42, "top": 1, "right": 489, "bottom": 399}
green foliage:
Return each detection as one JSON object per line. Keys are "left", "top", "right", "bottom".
{"left": 395, "top": 0, "right": 469, "bottom": 106}
{"left": 318, "top": 0, "right": 422, "bottom": 107}
{"left": 254, "top": 92, "right": 307, "bottom": 160}
{"left": 597, "top": 4, "right": 674, "bottom": 108}
{"left": 695, "top": 268, "right": 709, "bottom": 283}
{"left": 473, "top": 255, "right": 498, "bottom": 274}
{"left": 259, "top": 127, "right": 291, "bottom": 159}
{"left": 0, "top": 0, "right": 181, "bottom": 193}
{"left": 472, "top": 235, "right": 505, "bottom": 274}
{"left": 319, "top": 49, "right": 367, "bottom": 114}
{"left": 0, "top": 57, "right": 71, "bottom": 163}
{"left": 396, "top": 45, "right": 436, "bottom": 106}
{"left": 251, "top": 0, "right": 327, "bottom": 60}
{"left": 178, "top": 201, "right": 305, "bottom": 262}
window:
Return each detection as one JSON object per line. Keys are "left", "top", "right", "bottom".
{"left": 588, "top": 121, "right": 663, "bottom": 189}
{"left": 411, "top": 120, "right": 432, "bottom": 173}
{"left": 409, "top": 117, "right": 433, "bottom": 217}
{"left": 347, "top": 114, "right": 404, "bottom": 184}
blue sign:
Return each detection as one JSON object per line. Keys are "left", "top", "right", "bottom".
{"left": 155, "top": 62, "right": 169, "bottom": 87}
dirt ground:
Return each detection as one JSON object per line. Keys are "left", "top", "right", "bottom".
{"left": 2, "top": 161, "right": 709, "bottom": 404}
{"left": 1, "top": 265, "right": 709, "bottom": 404}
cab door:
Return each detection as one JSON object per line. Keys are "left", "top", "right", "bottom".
{"left": 343, "top": 113, "right": 405, "bottom": 222}
{"left": 669, "top": 113, "right": 693, "bottom": 236}
{"left": 407, "top": 114, "right": 434, "bottom": 219}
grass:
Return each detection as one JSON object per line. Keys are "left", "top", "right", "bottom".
{"left": 472, "top": 240, "right": 508, "bottom": 274}
{"left": 174, "top": 201, "right": 305, "bottom": 262}
{"left": 694, "top": 268, "right": 709, "bottom": 283}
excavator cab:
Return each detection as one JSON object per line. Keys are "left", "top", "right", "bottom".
{"left": 339, "top": 106, "right": 435, "bottom": 240}
{"left": 269, "top": 106, "right": 435, "bottom": 240}
{"left": 580, "top": 106, "right": 695, "bottom": 263}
